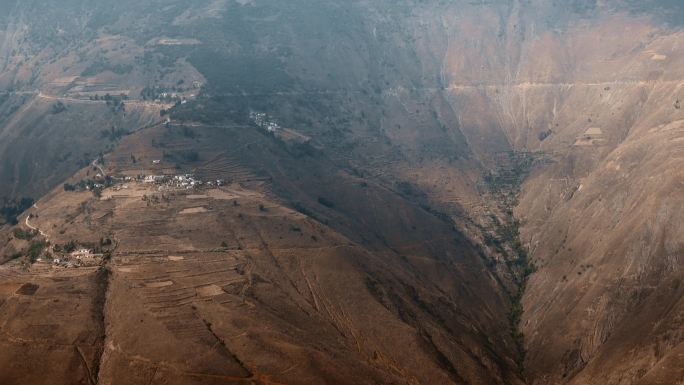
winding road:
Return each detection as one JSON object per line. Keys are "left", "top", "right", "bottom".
{"left": 25, "top": 214, "right": 49, "bottom": 242}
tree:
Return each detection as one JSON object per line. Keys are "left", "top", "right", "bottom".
{"left": 27, "top": 241, "right": 47, "bottom": 262}
{"left": 51, "top": 101, "right": 67, "bottom": 114}
{"left": 63, "top": 241, "right": 77, "bottom": 253}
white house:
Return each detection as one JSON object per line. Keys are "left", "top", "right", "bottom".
{"left": 71, "top": 249, "right": 93, "bottom": 259}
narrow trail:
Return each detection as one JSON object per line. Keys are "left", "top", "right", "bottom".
{"left": 92, "top": 158, "right": 106, "bottom": 178}
{"left": 196, "top": 78, "right": 684, "bottom": 98}
{"left": 36, "top": 91, "right": 170, "bottom": 109}
{"left": 25, "top": 215, "right": 49, "bottom": 242}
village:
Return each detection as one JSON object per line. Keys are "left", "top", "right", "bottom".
{"left": 66, "top": 167, "right": 226, "bottom": 195}
{"left": 128, "top": 173, "right": 224, "bottom": 190}
{"left": 46, "top": 169, "right": 230, "bottom": 269}
{"left": 43, "top": 247, "right": 103, "bottom": 268}
{"left": 250, "top": 111, "right": 282, "bottom": 133}
{"left": 249, "top": 111, "right": 312, "bottom": 144}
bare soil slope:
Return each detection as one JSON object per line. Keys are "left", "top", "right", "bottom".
{"left": 0, "top": 2, "right": 683, "bottom": 385}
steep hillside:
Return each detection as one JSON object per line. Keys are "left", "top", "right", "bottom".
{"left": 0, "top": 123, "right": 524, "bottom": 385}
{"left": 432, "top": 9, "right": 684, "bottom": 384}
{"left": 0, "top": 94, "right": 164, "bottom": 201}
{"left": 0, "top": 1, "right": 683, "bottom": 385}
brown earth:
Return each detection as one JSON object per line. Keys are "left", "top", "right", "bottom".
{"left": 0, "top": 1, "right": 683, "bottom": 385}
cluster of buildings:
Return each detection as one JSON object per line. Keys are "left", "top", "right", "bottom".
{"left": 250, "top": 111, "right": 281, "bottom": 133}
{"left": 47, "top": 248, "right": 100, "bottom": 268}
{"left": 140, "top": 173, "right": 225, "bottom": 190}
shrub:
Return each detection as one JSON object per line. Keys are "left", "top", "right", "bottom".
{"left": 538, "top": 130, "right": 552, "bottom": 141}
{"left": 13, "top": 228, "right": 34, "bottom": 240}
{"left": 8, "top": 252, "right": 23, "bottom": 261}
{"left": 63, "top": 241, "right": 77, "bottom": 253}
{"left": 27, "top": 241, "right": 47, "bottom": 262}
{"left": 317, "top": 197, "right": 335, "bottom": 208}
{"left": 51, "top": 101, "right": 67, "bottom": 114}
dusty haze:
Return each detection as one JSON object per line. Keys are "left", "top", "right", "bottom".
{"left": 0, "top": 1, "right": 682, "bottom": 385}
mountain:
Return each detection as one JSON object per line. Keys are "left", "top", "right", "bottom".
{"left": 0, "top": 1, "right": 682, "bottom": 384}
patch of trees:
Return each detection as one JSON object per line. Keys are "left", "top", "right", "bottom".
{"left": 54, "top": 240, "right": 77, "bottom": 254}
{"left": 483, "top": 151, "right": 539, "bottom": 193}
{"left": 27, "top": 241, "right": 47, "bottom": 262}
{"left": 188, "top": 50, "right": 293, "bottom": 95}
{"left": 101, "top": 126, "right": 130, "bottom": 141}
{"left": 51, "top": 101, "right": 67, "bottom": 114}
{"left": 395, "top": 181, "right": 427, "bottom": 200}
{"left": 163, "top": 150, "right": 199, "bottom": 163}
{"left": 284, "top": 141, "right": 317, "bottom": 159}
{"left": 81, "top": 58, "right": 133, "bottom": 76}
{"left": 170, "top": 95, "right": 250, "bottom": 124}
{"left": 13, "top": 228, "right": 36, "bottom": 240}
{"left": 1, "top": 197, "right": 34, "bottom": 225}
{"left": 181, "top": 125, "right": 196, "bottom": 139}
{"left": 538, "top": 129, "right": 553, "bottom": 141}
{"left": 104, "top": 94, "right": 126, "bottom": 113}
{"left": 317, "top": 197, "right": 335, "bottom": 208}
{"left": 292, "top": 202, "right": 316, "bottom": 219}
{"left": 165, "top": 124, "right": 197, "bottom": 139}
{"left": 89, "top": 94, "right": 127, "bottom": 113}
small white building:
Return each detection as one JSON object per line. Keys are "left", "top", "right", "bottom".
{"left": 71, "top": 249, "right": 93, "bottom": 259}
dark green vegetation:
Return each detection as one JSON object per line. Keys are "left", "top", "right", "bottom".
{"left": 81, "top": 59, "right": 133, "bottom": 77}
{"left": 100, "top": 126, "right": 130, "bottom": 142}
{"left": 0, "top": 2, "right": 682, "bottom": 384}
{"left": 1, "top": 198, "right": 34, "bottom": 226}
{"left": 482, "top": 151, "right": 544, "bottom": 375}
{"left": 12, "top": 228, "right": 35, "bottom": 241}
{"left": 26, "top": 241, "right": 47, "bottom": 263}
{"left": 51, "top": 101, "right": 67, "bottom": 114}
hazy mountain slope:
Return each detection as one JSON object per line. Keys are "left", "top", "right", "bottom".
{"left": 0, "top": 95, "right": 163, "bottom": 201}
{"left": 0, "top": 122, "right": 525, "bottom": 385}
{"left": 419, "top": 6, "right": 684, "bottom": 384}
{"left": 0, "top": 1, "right": 682, "bottom": 385}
